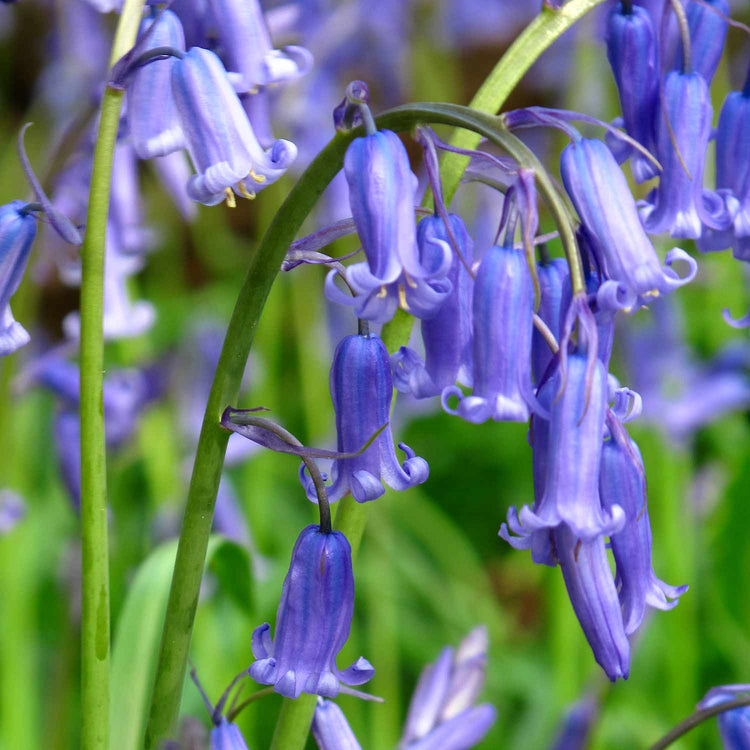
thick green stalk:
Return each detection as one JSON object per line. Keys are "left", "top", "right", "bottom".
{"left": 79, "top": 3, "right": 144, "bottom": 748}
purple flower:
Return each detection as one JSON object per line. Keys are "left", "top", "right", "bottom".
{"left": 674, "top": 0, "right": 730, "bottom": 85}
{"left": 206, "top": 0, "right": 312, "bottom": 92}
{"left": 312, "top": 699, "right": 362, "bottom": 750}
{"left": 561, "top": 137, "right": 697, "bottom": 305}
{"left": 0, "top": 490, "right": 25, "bottom": 534}
{"left": 551, "top": 695, "right": 599, "bottom": 750}
{"left": 642, "top": 71, "right": 714, "bottom": 239}
{"left": 151, "top": 151, "right": 197, "bottom": 221}
{"left": 171, "top": 47, "right": 297, "bottom": 206}
{"left": 325, "top": 131, "right": 452, "bottom": 323}
{"left": 606, "top": 3, "right": 660, "bottom": 182}
{"left": 400, "top": 626, "right": 497, "bottom": 750}
{"left": 698, "top": 684, "right": 750, "bottom": 749}
{"left": 1, "top": 201, "right": 37, "bottom": 356}
{"left": 443, "top": 243, "right": 534, "bottom": 423}
{"left": 554, "top": 523, "right": 631, "bottom": 681}
{"left": 55, "top": 411, "right": 82, "bottom": 508}
{"left": 210, "top": 719, "right": 249, "bottom": 750}
{"left": 600, "top": 424, "right": 687, "bottom": 634}
{"left": 532, "top": 257, "right": 569, "bottom": 383}
{"left": 302, "top": 334, "right": 428, "bottom": 504}
{"left": 126, "top": 10, "right": 187, "bottom": 159}
{"left": 248, "top": 524, "right": 374, "bottom": 698}
{"left": 391, "top": 213, "right": 474, "bottom": 399}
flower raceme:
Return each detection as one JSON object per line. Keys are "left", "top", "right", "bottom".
{"left": 248, "top": 525, "right": 374, "bottom": 699}
{"left": 301, "top": 333, "right": 428, "bottom": 504}
{"left": 171, "top": 47, "right": 297, "bottom": 206}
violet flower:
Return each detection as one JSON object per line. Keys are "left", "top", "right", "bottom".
{"left": 248, "top": 524, "right": 374, "bottom": 698}
{"left": 673, "top": 0, "right": 730, "bottom": 85}
{"left": 1, "top": 201, "right": 37, "bottom": 356}
{"left": 400, "top": 626, "right": 497, "bottom": 750}
{"left": 171, "top": 47, "right": 297, "bottom": 206}
{"left": 561, "top": 137, "right": 697, "bottom": 307}
{"left": 126, "top": 10, "right": 187, "bottom": 159}
{"left": 391, "top": 213, "right": 474, "bottom": 399}
{"left": 210, "top": 719, "right": 249, "bottom": 750}
{"left": 325, "top": 130, "right": 452, "bottom": 323}
{"left": 642, "top": 70, "right": 715, "bottom": 239}
{"left": 551, "top": 695, "right": 599, "bottom": 750}
{"left": 698, "top": 684, "right": 750, "bottom": 749}
{"left": 206, "top": 0, "right": 312, "bottom": 92}
{"left": 532, "top": 257, "right": 569, "bottom": 383}
{"left": 600, "top": 423, "right": 687, "bottom": 635}
{"left": 0, "top": 490, "right": 25, "bottom": 534}
{"left": 312, "top": 699, "right": 362, "bottom": 750}
{"left": 301, "top": 334, "right": 428, "bottom": 504}
{"left": 443, "top": 243, "right": 534, "bottom": 424}
{"left": 606, "top": 2, "right": 660, "bottom": 182}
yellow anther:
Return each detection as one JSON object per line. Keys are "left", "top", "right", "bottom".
{"left": 224, "top": 188, "right": 236, "bottom": 208}
{"left": 643, "top": 289, "right": 660, "bottom": 299}
{"left": 377, "top": 285, "right": 388, "bottom": 298}
{"left": 398, "top": 283, "right": 410, "bottom": 310}
{"left": 237, "top": 181, "right": 256, "bottom": 200}
{"left": 404, "top": 270, "right": 417, "bottom": 289}
{"left": 248, "top": 169, "right": 267, "bottom": 184}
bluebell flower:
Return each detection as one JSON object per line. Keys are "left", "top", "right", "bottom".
{"left": 126, "top": 10, "right": 187, "bottom": 159}
{"left": 210, "top": 719, "right": 249, "bottom": 750}
{"left": 600, "top": 423, "right": 687, "bottom": 634}
{"left": 55, "top": 410, "right": 82, "bottom": 508}
{"left": 561, "top": 137, "right": 697, "bottom": 306}
{"left": 325, "top": 130, "right": 453, "bottom": 323}
{"left": 0, "top": 201, "right": 37, "bottom": 356}
{"left": 301, "top": 334, "right": 428, "bottom": 503}
{"left": 391, "top": 213, "right": 474, "bottom": 399}
{"left": 111, "top": 141, "right": 156, "bottom": 255}
{"left": 312, "top": 699, "right": 362, "bottom": 750}
{"left": 171, "top": 47, "right": 297, "bottom": 206}
{"left": 551, "top": 695, "right": 599, "bottom": 750}
{"left": 151, "top": 151, "right": 197, "bottom": 221}
{"left": 206, "top": 0, "right": 312, "bottom": 92}
{"left": 673, "top": 0, "right": 730, "bottom": 85}
{"left": 532, "top": 257, "right": 569, "bottom": 383}
{"left": 698, "top": 684, "right": 750, "bottom": 749}
{"left": 443, "top": 243, "right": 534, "bottom": 423}
{"left": 248, "top": 524, "right": 374, "bottom": 698}
{"left": 0, "top": 490, "right": 25, "bottom": 534}
{"left": 642, "top": 71, "right": 715, "bottom": 239}
{"left": 400, "top": 626, "right": 497, "bottom": 750}
{"left": 606, "top": 2, "right": 660, "bottom": 182}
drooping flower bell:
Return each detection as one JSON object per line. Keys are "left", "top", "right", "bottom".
{"left": 312, "top": 699, "right": 362, "bottom": 750}
{"left": 302, "top": 333, "right": 428, "bottom": 503}
{"left": 210, "top": 719, "right": 249, "bottom": 750}
{"left": 248, "top": 524, "right": 374, "bottom": 698}
{"left": 605, "top": 2, "right": 660, "bottom": 182}
{"left": 698, "top": 684, "right": 750, "bottom": 749}
{"left": 642, "top": 70, "right": 715, "bottom": 239}
{"left": 325, "top": 130, "right": 452, "bottom": 323}
{"left": 391, "top": 213, "right": 474, "bottom": 399}
{"left": 171, "top": 47, "right": 297, "bottom": 206}
{"left": 443, "top": 243, "right": 534, "bottom": 423}
{"left": 399, "top": 626, "right": 497, "bottom": 750}
{"left": 560, "top": 137, "right": 697, "bottom": 307}
{"left": 532, "top": 256, "right": 569, "bottom": 383}
{"left": 126, "top": 9, "right": 187, "bottom": 159}
{"left": 0, "top": 201, "right": 37, "bottom": 356}
{"left": 206, "top": 0, "right": 312, "bottom": 92}
{"left": 600, "top": 420, "right": 687, "bottom": 635}
{"left": 673, "top": 0, "right": 729, "bottom": 85}
{"left": 550, "top": 694, "right": 599, "bottom": 750}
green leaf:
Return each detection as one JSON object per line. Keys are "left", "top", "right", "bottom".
{"left": 109, "top": 536, "right": 252, "bottom": 750}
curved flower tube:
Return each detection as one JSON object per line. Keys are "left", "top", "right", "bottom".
{"left": 561, "top": 138, "right": 697, "bottom": 304}
{"left": 248, "top": 525, "right": 374, "bottom": 698}
{"left": 442, "top": 243, "right": 533, "bottom": 423}
{"left": 600, "top": 424, "right": 687, "bottom": 635}
{"left": 391, "top": 213, "right": 474, "bottom": 398}
{"left": 606, "top": 2, "right": 660, "bottom": 182}
{"left": 532, "top": 257, "right": 569, "bottom": 382}
{"left": 642, "top": 71, "right": 714, "bottom": 239}
{"left": 312, "top": 699, "right": 362, "bottom": 750}
{"left": 171, "top": 47, "right": 297, "bottom": 206}
{"left": 126, "top": 10, "right": 187, "bottom": 159}
{"left": 206, "top": 0, "right": 312, "bottom": 92}
{"left": 0, "top": 201, "right": 37, "bottom": 356}
{"left": 553, "top": 523, "right": 631, "bottom": 681}
{"left": 301, "top": 334, "right": 429, "bottom": 503}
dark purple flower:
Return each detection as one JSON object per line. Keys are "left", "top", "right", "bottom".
{"left": 442, "top": 243, "right": 534, "bottom": 423}
{"left": 532, "top": 257, "right": 569, "bottom": 383}
{"left": 698, "top": 684, "right": 750, "bottom": 749}
{"left": 642, "top": 71, "right": 714, "bottom": 239}
{"left": 302, "top": 334, "right": 428, "bottom": 503}
{"left": 248, "top": 524, "right": 374, "bottom": 698}
{"left": 127, "top": 10, "right": 187, "bottom": 159}
{"left": 554, "top": 523, "right": 631, "bottom": 681}
{"left": 561, "top": 137, "right": 697, "bottom": 305}
{"left": 600, "top": 424, "right": 687, "bottom": 634}
{"left": 312, "top": 699, "right": 362, "bottom": 750}
{"left": 391, "top": 213, "right": 474, "bottom": 399}
{"left": 210, "top": 719, "right": 249, "bottom": 750}
{"left": 606, "top": 3, "right": 660, "bottom": 182}
{"left": 1, "top": 201, "right": 38, "bottom": 356}
{"left": 400, "top": 626, "right": 497, "bottom": 750}
{"left": 325, "top": 130, "right": 453, "bottom": 323}
{"left": 673, "top": 0, "right": 730, "bottom": 85}
{"left": 171, "top": 47, "right": 297, "bottom": 206}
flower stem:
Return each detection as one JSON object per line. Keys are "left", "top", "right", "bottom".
{"left": 79, "top": 3, "right": 145, "bottom": 749}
